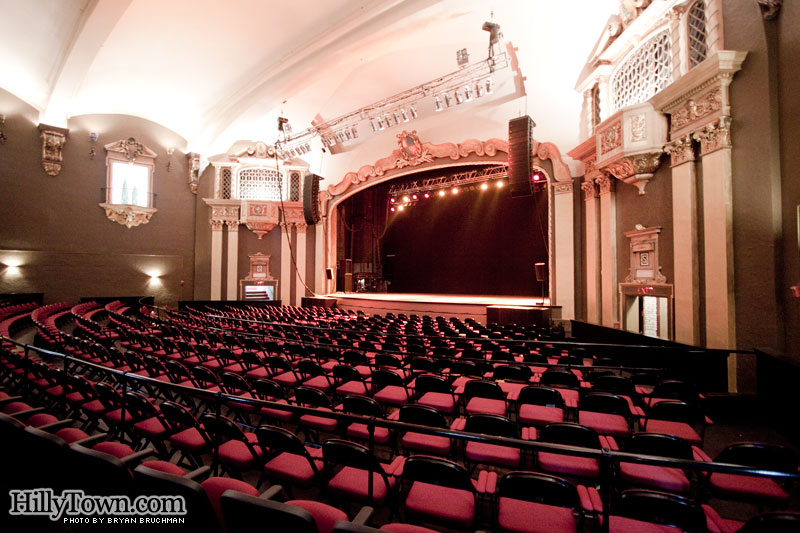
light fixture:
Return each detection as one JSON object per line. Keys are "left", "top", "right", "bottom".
{"left": 402, "top": 195, "right": 410, "bottom": 203}
{"left": 485, "top": 77, "right": 494, "bottom": 94}
{"left": 423, "top": 191, "right": 430, "bottom": 199}
{"left": 389, "top": 197, "right": 396, "bottom": 204}
{"left": 351, "top": 126, "right": 358, "bottom": 139}
{"left": 456, "top": 48, "right": 470, "bottom": 67}
{"left": 455, "top": 90, "right": 464, "bottom": 105}
{"left": 393, "top": 111, "right": 401, "bottom": 124}
{"left": 400, "top": 108, "right": 409, "bottom": 122}
{"left": 481, "top": 182, "right": 489, "bottom": 190}
{"left": 377, "top": 117, "right": 385, "bottom": 130}
{"left": 344, "top": 129, "right": 352, "bottom": 141}
{"left": 398, "top": 204, "right": 405, "bottom": 211}
{"left": 463, "top": 85, "right": 473, "bottom": 102}
{"left": 411, "top": 193, "right": 418, "bottom": 200}
{"left": 452, "top": 187, "right": 459, "bottom": 194}
{"left": 475, "top": 81, "right": 485, "bottom": 98}
{"left": 370, "top": 120, "right": 378, "bottom": 132}
{"left": 438, "top": 190, "right": 446, "bottom": 197}
{"left": 434, "top": 96, "right": 443, "bottom": 112}
{"left": 496, "top": 180, "right": 504, "bottom": 188}
{"left": 409, "top": 105, "right": 418, "bottom": 119}
{"left": 444, "top": 93, "right": 453, "bottom": 107}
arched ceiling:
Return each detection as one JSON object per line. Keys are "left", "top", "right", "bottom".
{"left": 0, "top": 0, "right": 619, "bottom": 185}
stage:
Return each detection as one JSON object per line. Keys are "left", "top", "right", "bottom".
{"left": 320, "top": 292, "right": 557, "bottom": 324}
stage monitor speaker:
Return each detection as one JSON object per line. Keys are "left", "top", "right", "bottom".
{"left": 508, "top": 115, "right": 535, "bottom": 198}
{"left": 535, "top": 262, "right": 546, "bottom": 282}
{"left": 303, "top": 173, "right": 322, "bottom": 225}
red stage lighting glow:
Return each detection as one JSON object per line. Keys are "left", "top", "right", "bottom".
{"left": 411, "top": 193, "right": 419, "bottom": 200}
{"left": 532, "top": 171, "right": 544, "bottom": 182}
{"left": 423, "top": 192, "right": 430, "bottom": 199}
{"left": 389, "top": 197, "right": 396, "bottom": 204}
{"left": 389, "top": 206, "right": 396, "bottom": 212}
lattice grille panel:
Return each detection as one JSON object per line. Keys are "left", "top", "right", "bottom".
{"left": 221, "top": 167, "right": 232, "bottom": 199}
{"left": 612, "top": 30, "right": 672, "bottom": 112}
{"left": 290, "top": 172, "right": 301, "bottom": 201}
{"left": 688, "top": 0, "right": 708, "bottom": 69}
{"left": 237, "top": 167, "right": 283, "bottom": 201}
{"left": 592, "top": 84, "right": 601, "bottom": 131}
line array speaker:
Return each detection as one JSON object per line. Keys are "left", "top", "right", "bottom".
{"left": 303, "top": 173, "right": 322, "bottom": 225}
{"left": 508, "top": 115, "right": 536, "bottom": 198}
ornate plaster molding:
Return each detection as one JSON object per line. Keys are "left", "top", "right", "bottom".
{"left": 322, "top": 132, "right": 508, "bottom": 203}
{"left": 596, "top": 174, "right": 615, "bottom": 195}
{"left": 663, "top": 134, "right": 696, "bottom": 166}
{"left": 294, "top": 223, "right": 308, "bottom": 233}
{"left": 553, "top": 182, "right": 574, "bottom": 195}
{"left": 601, "top": 152, "right": 663, "bottom": 195}
{"left": 104, "top": 137, "right": 157, "bottom": 160}
{"left": 669, "top": 87, "right": 722, "bottom": 134}
{"left": 244, "top": 222, "right": 277, "bottom": 239}
{"left": 211, "top": 205, "right": 240, "bottom": 221}
{"left": 532, "top": 140, "right": 572, "bottom": 182}
{"left": 581, "top": 179, "right": 598, "bottom": 201}
{"left": 98, "top": 204, "right": 157, "bottom": 228}
{"left": 758, "top": 0, "right": 782, "bottom": 20}
{"left": 282, "top": 204, "right": 307, "bottom": 227}
{"left": 692, "top": 116, "right": 731, "bottom": 155}
{"left": 225, "top": 220, "right": 239, "bottom": 231}
{"left": 186, "top": 152, "right": 201, "bottom": 194}
{"left": 210, "top": 220, "right": 224, "bottom": 231}
{"left": 240, "top": 201, "right": 279, "bottom": 239}
{"left": 38, "top": 124, "right": 68, "bottom": 176}
{"left": 600, "top": 121, "right": 623, "bottom": 155}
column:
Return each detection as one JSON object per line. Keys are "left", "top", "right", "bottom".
{"left": 294, "top": 224, "right": 307, "bottom": 306}
{"left": 280, "top": 222, "right": 292, "bottom": 305}
{"left": 695, "top": 118, "right": 736, "bottom": 350}
{"left": 665, "top": 135, "right": 700, "bottom": 345}
{"left": 553, "top": 182, "right": 575, "bottom": 319}
{"left": 315, "top": 223, "right": 325, "bottom": 295}
{"left": 597, "top": 174, "right": 617, "bottom": 328}
{"left": 582, "top": 180, "right": 601, "bottom": 324}
{"left": 226, "top": 221, "right": 239, "bottom": 300}
{"left": 210, "top": 220, "right": 223, "bottom": 300}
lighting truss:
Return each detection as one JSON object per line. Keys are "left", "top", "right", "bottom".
{"left": 388, "top": 164, "right": 508, "bottom": 196}
{"left": 279, "top": 50, "right": 511, "bottom": 153}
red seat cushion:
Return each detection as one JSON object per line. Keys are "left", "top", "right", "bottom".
{"left": 405, "top": 481, "right": 475, "bottom": 529}
{"left": 619, "top": 463, "right": 690, "bottom": 493}
{"left": 417, "top": 392, "right": 456, "bottom": 414}
{"left": 285, "top": 500, "right": 348, "bottom": 533}
{"left": 245, "top": 367, "right": 270, "bottom": 380}
{"left": 537, "top": 452, "right": 599, "bottom": 479}
{"left": 140, "top": 460, "right": 187, "bottom": 476}
{"left": 133, "top": 417, "right": 170, "bottom": 438}
{"left": 498, "top": 497, "right": 577, "bottom": 533}
{"left": 465, "top": 397, "right": 507, "bottom": 417}
{"left": 260, "top": 399, "right": 295, "bottom": 422}
{"left": 709, "top": 473, "right": 790, "bottom": 503}
{"left": 337, "top": 381, "right": 369, "bottom": 397}
{"left": 55, "top": 427, "right": 89, "bottom": 443}
{"left": 304, "top": 375, "right": 331, "bottom": 392}
{"left": 25, "top": 413, "right": 60, "bottom": 427}
{"left": 327, "top": 465, "right": 396, "bottom": 504}
{"left": 3, "top": 401, "right": 32, "bottom": 414}
{"left": 263, "top": 450, "right": 322, "bottom": 488}
{"left": 401, "top": 432, "right": 451, "bottom": 455}
{"left": 103, "top": 408, "right": 135, "bottom": 425}
{"left": 273, "top": 371, "right": 299, "bottom": 387}
{"left": 374, "top": 385, "right": 409, "bottom": 406}
{"left": 346, "top": 423, "right": 391, "bottom": 444}
{"left": 92, "top": 441, "right": 135, "bottom": 459}
{"left": 578, "top": 411, "right": 630, "bottom": 438}
{"left": 299, "top": 411, "right": 339, "bottom": 432}
{"left": 465, "top": 441, "right": 521, "bottom": 467}
{"left": 217, "top": 433, "right": 263, "bottom": 470}
{"left": 382, "top": 525, "right": 440, "bottom": 533}
{"left": 519, "top": 404, "right": 564, "bottom": 426}
{"left": 643, "top": 420, "right": 702, "bottom": 446}
{"left": 170, "top": 427, "right": 209, "bottom": 452}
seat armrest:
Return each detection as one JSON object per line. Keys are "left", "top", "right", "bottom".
{"left": 506, "top": 389, "right": 520, "bottom": 402}
{"left": 474, "top": 470, "right": 497, "bottom": 494}
{"left": 119, "top": 447, "right": 156, "bottom": 465}
{"left": 387, "top": 409, "right": 400, "bottom": 421}
{"left": 599, "top": 435, "right": 619, "bottom": 451}
{"left": 632, "top": 406, "right": 646, "bottom": 418}
{"left": 692, "top": 446, "right": 712, "bottom": 462}
{"left": 588, "top": 487, "right": 602, "bottom": 513}
{"left": 387, "top": 455, "right": 406, "bottom": 476}
{"left": 521, "top": 427, "right": 536, "bottom": 441}
{"left": 10, "top": 407, "right": 46, "bottom": 419}
{"left": 184, "top": 465, "right": 211, "bottom": 481}
{"left": 454, "top": 384, "right": 465, "bottom": 395}
{"left": 352, "top": 506, "right": 374, "bottom": 525}
{"left": 37, "top": 419, "right": 75, "bottom": 432}
{"left": 450, "top": 417, "right": 466, "bottom": 431}
{"left": 702, "top": 504, "right": 745, "bottom": 533}
{"left": 565, "top": 398, "right": 578, "bottom": 409}
{"left": 577, "top": 485, "right": 594, "bottom": 512}
{"left": 73, "top": 433, "right": 109, "bottom": 447}
{"left": 704, "top": 415, "right": 714, "bottom": 425}
{"left": 259, "top": 484, "right": 283, "bottom": 500}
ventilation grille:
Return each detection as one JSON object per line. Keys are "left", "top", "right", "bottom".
{"left": 238, "top": 167, "right": 282, "bottom": 201}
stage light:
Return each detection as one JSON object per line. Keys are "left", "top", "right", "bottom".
{"left": 434, "top": 96, "right": 443, "bottom": 112}
{"left": 438, "top": 190, "right": 446, "bottom": 197}
{"left": 532, "top": 171, "right": 544, "bottom": 182}
{"left": 423, "top": 191, "right": 430, "bottom": 199}
{"left": 463, "top": 85, "right": 473, "bottom": 102}
{"left": 377, "top": 117, "right": 385, "bottom": 130}
{"left": 485, "top": 77, "right": 494, "bottom": 94}
{"left": 480, "top": 182, "right": 488, "bottom": 190}
{"left": 398, "top": 204, "right": 405, "bottom": 211}
{"left": 402, "top": 195, "right": 410, "bottom": 203}
{"left": 454, "top": 90, "right": 464, "bottom": 105}
{"left": 452, "top": 186, "right": 459, "bottom": 194}
{"left": 393, "top": 111, "right": 402, "bottom": 124}
{"left": 475, "top": 80, "right": 485, "bottom": 97}
{"left": 370, "top": 119, "right": 377, "bottom": 132}
{"left": 389, "top": 197, "right": 396, "bottom": 204}
{"left": 444, "top": 93, "right": 453, "bottom": 107}
{"left": 351, "top": 126, "right": 358, "bottom": 138}
{"left": 496, "top": 180, "right": 504, "bottom": 188}
{"left": 400, "top": 108, "right": 409, "bottom": 122}
{"left": 409, "top": 105, "right": 418, "bottom": 119}
{"left": 390, "top": 206, "right": 396, "bottom": 212}
{"left": 411, "top": 193, "right": 418, "bottom": 200}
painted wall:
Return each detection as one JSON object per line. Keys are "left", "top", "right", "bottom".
{"left": 0, "top": 89, "right": 195, "bottom": 307}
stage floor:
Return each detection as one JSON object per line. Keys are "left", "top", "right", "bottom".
{"left": 328, "top": 292, "right": 549, "bottom": 306}
{"left": 323, "top": 292, "right": 553, "bottom": 322}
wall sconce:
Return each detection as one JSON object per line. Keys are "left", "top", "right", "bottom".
{"left": 0, "top": 114, "right": 7, "bottom": 145}
{"left": 88, "top": 132, "right": 97, "bottom": 159}
{"left": 166, "top": 147, "right": 174, "bottom": 172}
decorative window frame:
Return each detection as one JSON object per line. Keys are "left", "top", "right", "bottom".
{"left": 686, "top": 0, "right": 709, "bottom": 69}
{"left": 610, "top": 28, "right": 673, "bottom": 113}
{"left": 99, "top": 138, "right": 158, "bottom": 228}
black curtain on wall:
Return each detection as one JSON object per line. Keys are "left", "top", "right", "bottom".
{"left": 380, "top": 181, "right": 549, "bottom": 295}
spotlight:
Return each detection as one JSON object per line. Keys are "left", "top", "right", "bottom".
{"left": 496, "top": 180, "right": 505, "bottom": 188}
{"left": 377, "top": 117, "right": 385, "bottom": 130}
{"left": 423, "top": 191, "right": 430, "bottom": 199}
{"left": 452, "top": 187, "right": 459, "bottom": 194}
{"left": 305, "top": 143, "right": 311, "bottom": 152}
{"left": 409, "top": 105, "right": 418, "bottom": 119}
{"left": 400, "top": 109, "right": 409, "bottom": 122}
{"left": 402, "top": 195, "right": 410, "bottom": 203}
{"left": 463, "top": 85, "right": 473, "bottom": 102}
{"left": 389, "top": 197, "right": 396, "bottom": 204}
{"left": 532, "top": 171, "right": 544, "bottom": 182}
{"left": 398, "top": 204, "right": 405, "bottom": 211}
{"left": 444, "top": 93, "right": 453, "bottom": 107}
{"left": 390, "top": 206, "right": 396, "bottom": 212}
{"left": 455, "top": 91, "right": 464, "bottom": 105}
{"left": 480, "top": 182, "right": 488, "bottom": 190}
{"left": 370, "top": 120, "right": 378, "bottom": 132}
{"left": 434, "top": 96, "right": 443, "bottom": 112}
{"left": 344, "top": 129, "right": 352, "bottom": 141}
{"left": 475, "top": 81, "right": 485, "bottom": 98}
{"left": 351, "top": 126, "right": 358, "bottom": 138}
{"left": 384, "top": 113, "right": 394, "bottom": 126}
{"left": 485, "top": 77, "right": 494, "bottom": 94}
{"left": 393, "top": 111, "right": 402, "bottom": 124}
{"left": 438, "top": 190, "right": 446, "bottom": 197}
{"left": 411, "top": 193, "right": 418, "bottom": 200}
